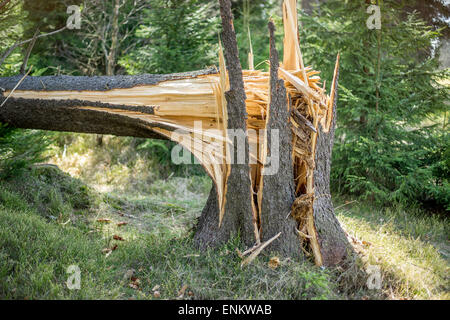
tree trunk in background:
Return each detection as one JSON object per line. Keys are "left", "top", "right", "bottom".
{"left": 97, "top": 0, "right": 120, "bottom": 147}
{"left": 106, "top": 0, "right": 120, "bottom": 76}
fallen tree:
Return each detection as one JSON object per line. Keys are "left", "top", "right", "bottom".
{"left": 0, "top": 0, "right": 350, "bottom": 266}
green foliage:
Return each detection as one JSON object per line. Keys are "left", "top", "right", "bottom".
{"left": 233, "top": 0, "right": 281, "bottom": 71}
{"left": 300, "top": 1, "right": 449, "bottom": 210}
{"left": 0, "top": 125, "right": 54, "bottom": 179}
{"left": 0, "top": 2, "right": 57, "bottom": 180}
{"left": 2, "top": 165, "right": 95, "bottom": 219}
{"left": 135, "top": 138, "right": 206, "bottom": 177}
{"left": 0, "top": 0, "right": 25, "bottom": 76}
{"left": 11, "top": 0, "right": 82, "bottom": 76}
{"left": 121, "top": 0, "right": 220, "bottom": 74}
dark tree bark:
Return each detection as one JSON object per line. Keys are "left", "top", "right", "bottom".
{"left": 0, "top": 69, "right": 216, "bottom": 92}
{"left": 259, "top": 21, "right": 300, "bottom": 257}
{"left": 194, "top": 0, "right": 256, "bottom": 249}
{"left": 194, "top": 183, "right": 243, "bottom": 247}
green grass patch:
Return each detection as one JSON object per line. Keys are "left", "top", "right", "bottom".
{"left": 335, "top": 200, "right": 449, "bottom": 300}
{"left": 0, "top": 166, "right": 337, "bottom": 300}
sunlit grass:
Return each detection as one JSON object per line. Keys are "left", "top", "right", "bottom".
{"left": 336, "top": 203, "right": 449, "bottom": 300}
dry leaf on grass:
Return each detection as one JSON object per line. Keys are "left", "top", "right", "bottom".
{"left": 97, "top": 218, "right": 111, "bottom": 223}
{"left": 177, "top": 284, "right": 188, "bottom": 298}
{"left": 117, "top": 221, "right": 128, "bottom": 227}
{"left": 129, "top": 283, "right": 139, "bottom": 290}
{"left": 129, "top": 277, "right": 141, "bottom": 290}
{"left": 113, "top": 235, "right": 125, "bottom": 241}
{"left": 101, "top": 244, "right": 118, "bottom": 256}
{"left": 362, "top": 240, "right": 372, "bottom": 247}
{"left": 152, "top": 285, "right": 160, "bottom": 292}
{"left": 153, "top": 291, "right": 161, "bottom": 298}
{"left": 268, "top": 256, "right": 280, "bottom": 269}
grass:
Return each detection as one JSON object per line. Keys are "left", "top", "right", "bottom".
{"left": 0, "top": 133, "right": 448, "bottom": 300}
{"left": 0, "top": 166, "right": 336, "bottom": 300}
{"left": 336, "top": 201, "right": 449, "bottom": 300}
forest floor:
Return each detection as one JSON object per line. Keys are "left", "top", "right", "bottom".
{"left": 0, "top": 134, "right": 448, "bottom": 300}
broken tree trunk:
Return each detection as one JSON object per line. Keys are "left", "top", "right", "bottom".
{"left": 0, "top": 69, "right": 218, "bottom": 140}
{"left": 194, "top": 0, "right": 256, "bottom": 248}
{"left": 258, "top": 21, "right": 299, "bottom": 257}
{"left": 0, "top": 0, "right": 350, "bottom": 266}
{"left": 311, "top": 56, "right": 350, "bottom": 266}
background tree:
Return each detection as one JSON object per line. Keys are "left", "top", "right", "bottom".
{"left": 121, "top": 0, "right": 220, "bottom": 74}
{"left": 300, "top": 0, "right": 449, "bottom": 210}
{"left": 232, "top": 0, "right": 280, "bottom": 70}
{"left": 59, "top": 0, "right": 150, "bottom": 76}
{"left": 0, "top": 0, "right": 26, "bottom": 76}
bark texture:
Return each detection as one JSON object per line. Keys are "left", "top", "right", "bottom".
{"left": 0, "top": 98, "right": 165, "bottom": 139}
{"left": 194, "top": 184, "right": 243, "bottom": 247}
{"left": 0, "top": 69, "right": 216, "bottom": 92}
{"left": 312, "top": 66, "right": 350, "bottom": 266}
{"left": 194, "top": 0, "right": 255, "bottom": 248}
{"left": 259, "top": 21, "right": 300, "bottom": 257}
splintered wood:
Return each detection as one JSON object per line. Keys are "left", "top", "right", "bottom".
{"left": 3, "top": 0, "right": 338, "bottom": 265}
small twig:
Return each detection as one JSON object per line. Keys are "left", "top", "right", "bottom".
{"left": 334, "top": 200, "right": 357, "bottom": 211}
{"left": 0, "top": 65, "right": 32, "bottom": 107}
{"left": 20, "top": 28, "right": 39, "bottom": 74}
{"left": 241, "top": 243, "right": 260, "bottom": 257}
{"left": 235, "top": 248, "right": 244, "bottom": 259}
{"left": 61, "top": 219, "right": 71, "bottom": 226}
{"left": 295, "top": 227, "right": 312, "bottom": 239}
{"left": 0, "top": 27, "right": 66, "bottom": 68}
{"left": 241, "top": 232, "right": 281, "bottom": 267}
